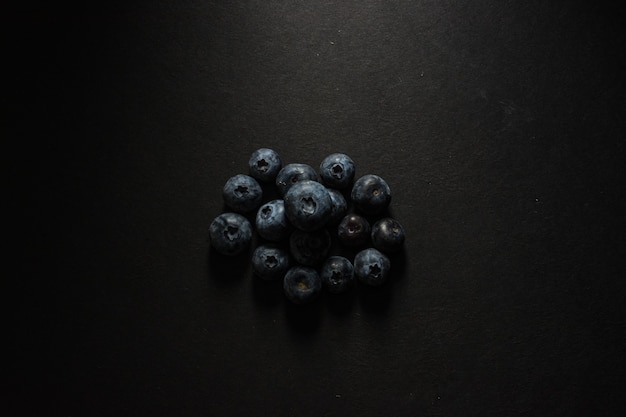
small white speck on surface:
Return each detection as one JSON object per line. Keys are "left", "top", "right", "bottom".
{"left": 330, "top": 41, "right": 335, "bottom": 45}
{"left": 420, "top": 71, "right": 424, "bottom": 77}
{"left": 335, "top": 394, "right": 341, "bottom": 398}
{"left": 535, "top": 198, "right": 540, "bottom": 202}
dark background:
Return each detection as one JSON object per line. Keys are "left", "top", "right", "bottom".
{"left": 6, "top": 0, "right": 625, "bottom": 416}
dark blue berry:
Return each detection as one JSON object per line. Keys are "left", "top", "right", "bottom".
{"left": 284, "top": 180, "right": 332, "bottom": 231}
{"left": 251, "top": 244, "right": 290, "bottom": 280}
{"left": 209, "top": 212, "right": 253, "bottom": 256}
{"left": 222, "top": 174, "right": 263, "bottom": 213}
{"left": 351, "top": 174, "right": 391, "bottom": 215}
{"left": 275, "top": 163, "right": 318, "bottom": 197}
{"left": 320, "top": 256, "right": 354, "bottom": 294}
{"left": 283, "top": 266, "right": 322, "bottom": 304}
{"left": 327, "top": 189, "right": 348, "bottom": 225}
{"left": 249, "top": 148, "right": 282, "bottom": 182}
{"left": 337, "top": 214, "right": 371, "bottom": 247}
{"left": 289, "top": 229, "right": 331, "bottom": 266}
{"left": 255, "top": 200, "right": 291, "bottom": 242}
{"left": 371, "top": 218, "right": 405, "bottom": 254}
{"left": 319, "top": 153, "right": 355, "bottom": 189}
{"left": 354, "top": 248, "right": 391, "bottom": 286}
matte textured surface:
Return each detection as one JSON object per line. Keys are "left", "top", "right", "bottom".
{"left": 7, "top": 1, "right": 625, "bottom": 416}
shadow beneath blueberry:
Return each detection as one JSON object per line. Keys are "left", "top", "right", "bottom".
{"left": 332, "top": 244, "right": 363, "bottom": 261}
{"left": 357, "top": 280, "right": 393, "bottom": 314}
{"left": 284, "top": 299, "right": 322, "bottom": 338}
{"left": 251, "top": 274, "right": 283, "bottom": 311}
{"left": 259, "top": 181, "right": 281, "bottom": 203}
{"left": 207, "top": 246, "right": 252, "bottom": 287}
{"left": 219, "top": 203, "right": 230, "bottom": 213}
{"left": 324, "top": 289, "right": 356, "bottom": 317}
{"left": 361, "top": 207, "right": 394, "bottom": 227}
{"left": 388, "top": 248, "right": 408, "bottom": 282}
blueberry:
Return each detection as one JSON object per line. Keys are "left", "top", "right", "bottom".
{"left": 255, "top": 199, "right": 291, "bottom": 242}
{"left": 319, "top": 153, "right": 355, "bottom": 189}
{"left": 275, "top": 163, "right": 318, "bottom": 197}
{"left": 222, "top": 174, "right": 263, "bottom": 213}
{"left": 337, "top": 214, "right": 371, "bottom": 247}
{"left": 209, "top": 212, "right": 253, "bottom": 256}
{"left": 354, "top": 248, "right": 391, "bottom": 286}
{"left": 283, "top": 266, "right": 322, "bottom": 304}
{"left": 320, "top": 256, "right": 354, "bottom": 294}
{"left": 351, "top": 174, "right": 392, "bottom": 215}
{"left": 251, "top": 244, "right": 290, "bottom": 280}
{"left": 289, "top": 229, "right": 331, "bottom": 266}
{"left": 371, "top": 217, "right": 405, "bottom": 254}
{"left": 284, "top": 180, "right": 332, "bottom": 231}
{"left": 326, "top": 188, "right": 348, "bottom": 225}
{"left": 249, "top": 148, "right": 282, "bottom": 182}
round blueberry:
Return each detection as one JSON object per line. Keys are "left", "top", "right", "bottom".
{"left": 209, "top": 212, "right": 253, "bottom": 256}
{"left": 249, "top": 148, "right": 282, "bottom": 182}
{"left": 284, "top": 180, "right": 332, "bottom": 231}
{"left": 251, "top": 244, "right": 290, "bottom": 280}
{"left": 275, "top": 163, "right": 319, "bottom": 197}
{"left": 371, "top": 217, "right": 405, "bottom": 254}
{"left": 289, "top": 229, "right": 331, "bottom": 266}
{"left": 222, "top": 174, "right": 263, "bottom": 213}
{"left": 337, "top": 214, "right": 371, "bottom": 247}
{"left": 256, "top": 199, "right": 291, "bottom": 242}
{"left": 354, "top": 248, "right": 391, "bottom": 286}
{"left": 351, "top": 174, "right": 392, "bottom": 215}
{"left": 320, "top": 256, "right": 354, "bottom": 294}
{"left": 327, "top": 188, "right": 348, "bottom": 225}
{"left": 283, "top": 266, "right": 322, "bottom": 304}
{"left": 319, "top": 153, "right": 355, "bottom": 189}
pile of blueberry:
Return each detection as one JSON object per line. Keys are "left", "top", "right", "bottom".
{"left": 209, "top": 148, "right": 405, "bottom": 304}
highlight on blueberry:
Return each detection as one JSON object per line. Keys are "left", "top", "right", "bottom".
{"left": 319, "top": 153, "right": 355, "bottom": 190}
{"left": 351, "top": 174, "right": 392, "bottom": 215}
{"left": 337, "top": 214, "right": 371, "bottom": 247}
{"left": 249, "top": 148, "right": 282, "bottom": 182}
{"left": 284, "top": 180, "right": 332, "bottom": 232}
{"left": 209, "top": 212, "right": 253, "bottom": 256}
{"left": 251, "top": 244, "right": 290, "bottom": 280}
{"left": 354, "top": 248, "right": 391, "bottom": 286}
{"left": 255, "top": 199, "right": 291, "bottom": 242}
{"left": 275, "top": 163, "right": 319, "bottom": 197}
{"left": 222, "top": 174, "right": 263, "bottom": 213}
{"left": 371, "top": 217, "right": 405, "bottom": 254}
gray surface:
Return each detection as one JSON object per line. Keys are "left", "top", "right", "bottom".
{"left": 7, "top": 1, "right": 625, "bottom": 416}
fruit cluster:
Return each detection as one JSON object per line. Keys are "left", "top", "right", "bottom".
{"left": 209, "top": 148, "right": 405, "bottom": 304}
